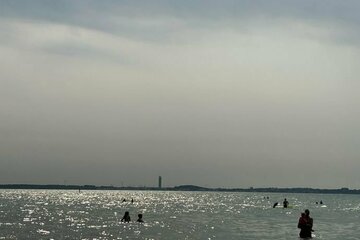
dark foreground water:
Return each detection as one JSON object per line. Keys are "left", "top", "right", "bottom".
{"left": 0, "top": 190, "right": 360, "bottom": 239}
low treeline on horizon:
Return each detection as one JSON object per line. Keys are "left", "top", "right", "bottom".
{"left": 0, "top": 184, "right": 359, "bottom": 194}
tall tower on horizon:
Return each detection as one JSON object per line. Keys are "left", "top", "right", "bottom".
{"left": 158, "top": 176, "right": 162, "bottom": 189}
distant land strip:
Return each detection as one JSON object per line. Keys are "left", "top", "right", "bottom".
{"left": 0, "top": 184, "right": 359, "bottom": 194}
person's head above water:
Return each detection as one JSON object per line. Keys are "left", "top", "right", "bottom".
{"left": 304, "top": 209, "right": 310, "bottom": 216}
{"left": 121, "top": 211, "right": 131, "bottom": 222}
{"left": 137, "top": 213, "right": 144, "bottom": 222}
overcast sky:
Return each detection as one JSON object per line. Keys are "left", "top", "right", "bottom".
{"left": 1, "top": 0, "right": 360, "bottom": 188}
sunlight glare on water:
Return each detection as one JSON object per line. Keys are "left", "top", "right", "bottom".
{"left": 0, "top": 190, "right": 360, "bottom": 239}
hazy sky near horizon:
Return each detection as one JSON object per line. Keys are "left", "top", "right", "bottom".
{"left": 1, "top": 0, "right": 360, "bottom": 188}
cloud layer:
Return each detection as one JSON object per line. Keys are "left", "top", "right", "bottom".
{"left": 1, "top": 1, "right": 360, "bottom": 188}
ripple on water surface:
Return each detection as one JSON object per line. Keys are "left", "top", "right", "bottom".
{"left": 0, "top": 190, "right": 360, "bottom": 239}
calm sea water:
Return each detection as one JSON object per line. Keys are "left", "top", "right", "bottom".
{"left": 0, "top": 190, "right": 359, "bottom": 239}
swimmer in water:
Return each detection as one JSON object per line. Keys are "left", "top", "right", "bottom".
{"left": 283, "top": 198, "right": 289, "bottom": 208}
{"left": 121, "top": 211, "right": 131, "bottom": 222}
{"left": 137, "top": 214, "right": 144, "bottom": 223}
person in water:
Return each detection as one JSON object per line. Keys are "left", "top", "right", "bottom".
{"left": 298, "top": 209, "right": 313, "bottom": 238}
{"left": 136, "top": 213, "right": 144, "bottom": 223}
{"left": 283, "top": 198, "right": 289, "bottom": 208}
{"left": 273, "top": 202, "right": 279, "bottom": 208}
{"left": 298, "top": 212, "right": 307, "bottom": 225}
{"left": 121, "top": 211, "right": 131, "bottom": 222}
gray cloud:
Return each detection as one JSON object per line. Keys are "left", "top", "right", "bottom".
{"left": 1, "top": 1, "right": 360, "bottom": 188}
{"left": 1, "top": 1, "right": 360, "bottom": 45}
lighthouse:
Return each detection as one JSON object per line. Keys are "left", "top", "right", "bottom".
{"left": 158, "top": 176, "right": 162, "bottom": 189}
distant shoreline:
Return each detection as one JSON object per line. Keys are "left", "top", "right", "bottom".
{"left": 0, "top": 184, "right": 359, "bottom": 194}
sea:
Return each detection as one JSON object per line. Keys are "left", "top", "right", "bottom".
{"left": 1, "top": 190, "right": 360, "bottom": 240}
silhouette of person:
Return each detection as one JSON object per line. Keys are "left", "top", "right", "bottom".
{"left": 131, "top": 198, "right": 134, "bottom": 203}
{"left": 283, "top": 198, "right": 289, "bottom": 208}
{"left": 298, "top": 212, "right": 306, "bottom": 225}
{"left": 298, "top": 209, "right": 313, "bottom": 238}
{"left": 121, "top": 211, "right": 131, "bottom": 222}
{"left": 136, "top": 213, "right": 144, "bottom": 223}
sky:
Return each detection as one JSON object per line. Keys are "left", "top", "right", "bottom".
{"left": 1, "top": 0, "right": 360, "bottom": 189}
